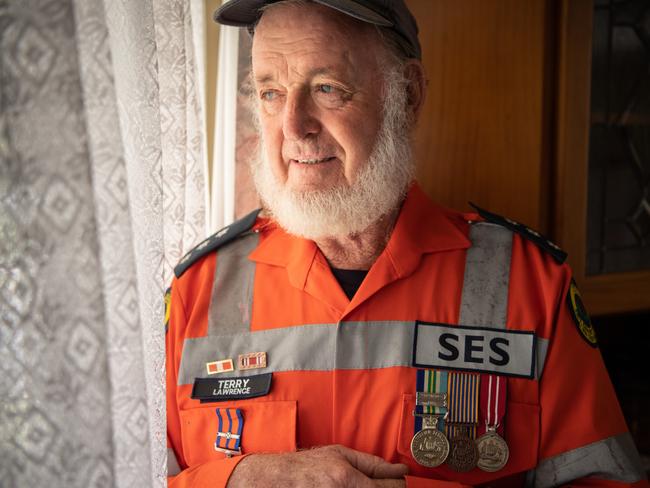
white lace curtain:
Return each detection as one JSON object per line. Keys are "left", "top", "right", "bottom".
{"left": 1, "top": 0, "right": 208, "bottom": 486}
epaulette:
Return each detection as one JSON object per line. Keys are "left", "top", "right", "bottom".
{"left": 174, "top": 208, "right": 261, "bottom": 278}
{"left": 469, "top": 203, "right": 567, "bottom": 264}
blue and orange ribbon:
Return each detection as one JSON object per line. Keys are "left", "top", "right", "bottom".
{"left": 215, "top": 408, "right": 244, "bottom": 455}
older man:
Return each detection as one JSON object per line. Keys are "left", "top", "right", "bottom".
{"left": 166, "top": 1, "right": 646, "bottom": 487}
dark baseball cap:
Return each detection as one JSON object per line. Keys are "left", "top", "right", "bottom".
{"left": 214, "top": 0, "right": 421, "bottom": 60}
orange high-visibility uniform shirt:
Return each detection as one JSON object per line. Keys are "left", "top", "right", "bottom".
{"left": 167, "top": 185, "right": 646, "bottom": 487}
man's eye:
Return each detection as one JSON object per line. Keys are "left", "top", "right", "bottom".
{"left": 261, "top": 90, "right": 278, "bottom": 101}
{"left": 314, "top": 84, "right": 351, "bottom": 104}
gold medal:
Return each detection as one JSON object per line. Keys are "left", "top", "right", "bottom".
{"left": 476, "top": 429, "right": 509, "bottom": 472}
{"left": 446, "top": 431, "right": 479, "bottom": 472}
{"left": 410, "top": 427, "right": 450, "bottom": 467}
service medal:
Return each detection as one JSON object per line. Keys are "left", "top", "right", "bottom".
{"left": 410, "top": 427, "right": 450, "bottom": 468}
{"left": 476, "top": 430, "right": 509, "bottom": 472}
{"left": 446, "top": 433, "right": 479, "bottom": 472}
{"left": 444, "top": 372, "right": 480, "bottom": 472}
{"left": 477, "top": 374, "right": 509, "bottom": 472}
{"left": 412, "top": 370, "right": 450, "bottom": 467}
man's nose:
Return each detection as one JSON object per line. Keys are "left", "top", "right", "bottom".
{"left": 282, "top": 90, "right": 320, "bottom": 141}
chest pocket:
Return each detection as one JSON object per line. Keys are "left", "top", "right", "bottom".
{"left": 179, "top": 400, "right": 297, "bottom": 466}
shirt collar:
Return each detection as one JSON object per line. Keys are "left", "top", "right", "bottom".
{"left": 385, "top": 183, "right": 471, "bottom": 279}
{"left": 249, "top": 182, "right": 471, "bottom": 289}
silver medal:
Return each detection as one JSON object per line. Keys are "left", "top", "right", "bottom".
{"left": 476, "top": 430, "right": 509, "bottom": 472}
{"left": 410, "top": 427, "right": 450, "bottom": 468}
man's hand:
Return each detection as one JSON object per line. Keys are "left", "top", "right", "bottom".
{"left": 227, "top": 445, "right": 408, "bottom": 487}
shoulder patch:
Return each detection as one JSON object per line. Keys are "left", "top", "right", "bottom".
{"left": 567, "top": 279, "right": 597, "bottom": 348}
{"left": 469, "top": 203, "right": 567, "bottom": 264}
{"left": 164, "top": 287, "right": 171, "bottom": 334}
{"left": 174, "top": 208, "right": 261, "bottom": 278}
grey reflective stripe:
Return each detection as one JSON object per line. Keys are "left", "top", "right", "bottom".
{"left": 459, "top": 223, "right": 513, "bottom": 328}
{"left": 167, "top": 447, "right": 181, "bottom": 476}
{"left": 208, "top": 232, "right": 259, "bottom": 336}
{"left": 461, "top": 223, "right": 551, "bottom": 377}
{"left": 335, "top": 321, "right": 414, "bottom": 370}
{"left": 527, "top": 433, "right": 646, "bottom": 488}
{"left": 178, "top": 320, "right": 547, "bottom": 386}
{"left": 179, "top": 321, "right": 415, "bottom": 385}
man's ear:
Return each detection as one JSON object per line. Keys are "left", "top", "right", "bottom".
{"left": 404, "top": 59, "right": 427, "bottom": 123}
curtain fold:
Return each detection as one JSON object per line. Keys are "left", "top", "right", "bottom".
{"left": 1, "top": 0, "right": 207, "bottom": 486}
{"left": 74, "top": 0, "right": 156, "bottom": 485}
{"left": 1, "top": 1, "right": 116, "bottom": 485}
{"left": 211, "top": 19, "right": 240, "bottom": 231}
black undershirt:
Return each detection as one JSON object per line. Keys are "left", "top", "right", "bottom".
{"left": 330, "top": 268, "right": 368, "bottom": 300}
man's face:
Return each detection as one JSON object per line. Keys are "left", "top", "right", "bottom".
{"left": 251, "top": 3, "right": 385, "bottom": 194}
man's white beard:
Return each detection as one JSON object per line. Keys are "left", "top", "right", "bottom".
{"left": 250, "top": 68, "right": 414, "bottom": 240}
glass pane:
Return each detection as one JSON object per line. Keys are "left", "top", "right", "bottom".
{"left": 587, "top": 0, "right": 650, "bottom": 275}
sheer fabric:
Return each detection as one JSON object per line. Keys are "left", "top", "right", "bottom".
{"left": 1, "top": 0, "right": 207, "bottom": 486}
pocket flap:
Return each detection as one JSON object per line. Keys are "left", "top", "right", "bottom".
{"left": 179, "top": 400, "right": 297, "bottom": 466}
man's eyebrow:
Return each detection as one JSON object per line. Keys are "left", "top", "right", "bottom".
{"left": 307, "top": 66, "right": 345, "bottom": 78}
{"left": 254, "top": 73, "right": 275, "bottom": 84}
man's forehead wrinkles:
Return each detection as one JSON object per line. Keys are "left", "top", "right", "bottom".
{"left": 255, "top": 24, "right": 340, "bottom": 51}
{"left": 253, "top": 49, "right": 356, "bottom": 84}
{"left": 252, "top": 51, "right": 285, "bottom": 82}
{"left": 255, "top": 38, "right": 353, "bottom": 62}
{"left": 257, "top": 9, "right": 354, "bottom": 44}
{"left": 250, "top": 3, "right": 378, "bottom": 87}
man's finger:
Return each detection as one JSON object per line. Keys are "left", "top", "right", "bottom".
{"left": 330, "top": 445, "right": 409, "bottom": 479}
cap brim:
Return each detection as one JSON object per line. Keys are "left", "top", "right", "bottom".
{"left": 215, "top": 0, "right": 392, "bottom": 27}
{"left": 215, "top": 0, "right": 269, "bottom": 26}
{"left": 312, "top": 0, "right": 392, "bottom": 27}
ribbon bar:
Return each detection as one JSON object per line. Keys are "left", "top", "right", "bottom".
{"left": 214, "top": 408, "right": 244, "bottom": 456}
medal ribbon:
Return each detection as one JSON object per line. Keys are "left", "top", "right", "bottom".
{"left": 446, "top": 372, "right": 480, "bottom": 439}
{"left": 415, "top": 369, "right": 448, "bottom": 433}
{"left": 479, "top": 374, "right": 507, "bottom": 436}
{"left": 215, "top": 408, "right": 244, "bottom": 453}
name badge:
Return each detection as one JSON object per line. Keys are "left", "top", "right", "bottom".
{"left": 192, "top": 373, "right": 272, "bottom": 403}
{"left": 412, "top": 321, "right": 536, "bottom": 379}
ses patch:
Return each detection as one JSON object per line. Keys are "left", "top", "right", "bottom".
{"left": 567, "top": 279, "right": 597, "bottom": 348}
{"left": 412, "top": 321, "right": 536, "bottom": 379}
